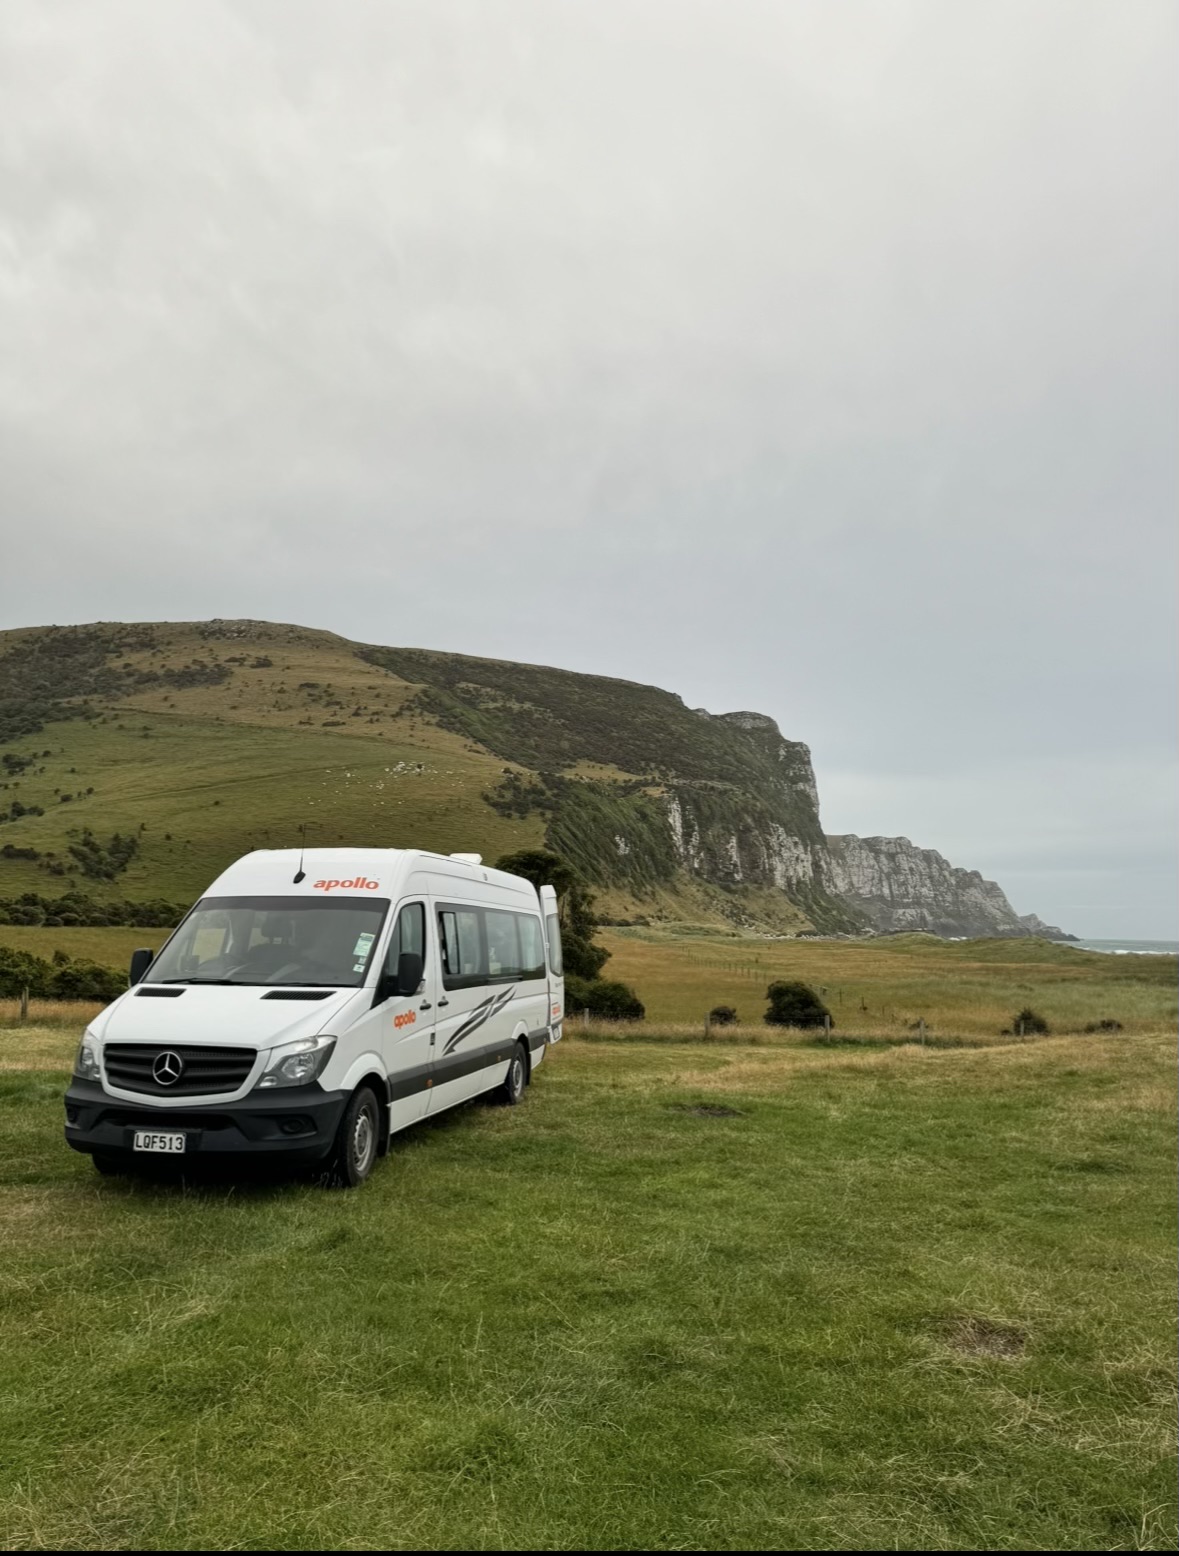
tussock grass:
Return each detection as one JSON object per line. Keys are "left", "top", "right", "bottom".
{"left": 0, "top": 1027, "right": 1174, "bottom": 1550}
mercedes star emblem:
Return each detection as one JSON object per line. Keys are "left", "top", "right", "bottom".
{"left": 152, "top": 1050, "right": 184, "bottom": 1086}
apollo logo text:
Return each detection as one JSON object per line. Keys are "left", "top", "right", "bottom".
{"left": 312, "top": 877, "right": 380, "bottom": 892}
{"left": 393, "top": 1010, "right": 417, "bottom": 1030}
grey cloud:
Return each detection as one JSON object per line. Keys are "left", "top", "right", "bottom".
{"left": 0, "top": 0, "right": 1175, "bottom": 935}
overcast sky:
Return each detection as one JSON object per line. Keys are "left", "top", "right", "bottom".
{"left": 1, "top": 1, "right": 1175, "bottom": 937}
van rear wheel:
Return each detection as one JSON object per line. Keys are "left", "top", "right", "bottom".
{"left": 330, "top": 1086, "right": 380, "bottom": 1187}
{"left": 500, "top": 1042, "right": 528, "bottom": 1106}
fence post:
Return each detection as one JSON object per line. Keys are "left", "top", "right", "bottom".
{"left": 823, "top": 1014, "right": 831, "bottom": 1038}
{"left": 19, "top": 986, "right": 29, "bottom": 1023}
{"left": 582, "top": 1008, "right": 589, "bottom": 1030}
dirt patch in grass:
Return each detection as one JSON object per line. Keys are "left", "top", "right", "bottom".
{"left": 947, "top": 1316, "right": 1028, "bottom": 1359}
{"left": 671, "top": 1102, "right": 745, "bottom": 1118}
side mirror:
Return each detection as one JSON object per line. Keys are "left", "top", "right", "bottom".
{"left": 129, "top": 948, "right": 154, "bottom": 987}
{"left": 396, "top": 951, "right": 424, "bottom": 997}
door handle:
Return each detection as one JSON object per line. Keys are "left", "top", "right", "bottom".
{"left": 437, "top": 997, "right": 450, "bottom": 1007}
{"left": 419, "top": 1001, "right": 432, "bottom": 1011}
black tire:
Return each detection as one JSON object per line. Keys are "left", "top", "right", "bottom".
{"left": 500, "top": 1042, "right": 528, "bottom": 1106}
{"left": 329, "top": 1086, "right": 381, "bottom": 1188}
{"left": 92, "top": 1152, "right": 125, "bottom": 1176}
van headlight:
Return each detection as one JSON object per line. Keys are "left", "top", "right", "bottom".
{"left": 256, "top": 1035, "right": 336, "bottom": 1089}
{"left": 74, "top": 1030, "right": 102, "bottom": 1081}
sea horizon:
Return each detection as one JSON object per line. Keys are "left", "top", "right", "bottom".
{"left": 1069, "top": 937, "right": 1179, "bottom": 956}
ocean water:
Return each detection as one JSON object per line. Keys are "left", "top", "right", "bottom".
{"left": 1070, "top": 938, "right": 1179, "bottom": 957}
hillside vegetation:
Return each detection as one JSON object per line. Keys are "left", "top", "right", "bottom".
{"left": 0, "top": 620, "right": 847, "bottom": 932}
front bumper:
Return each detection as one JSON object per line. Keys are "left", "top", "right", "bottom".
{"left": 63, "top": 1077, "right": 348, "bottom": 1166}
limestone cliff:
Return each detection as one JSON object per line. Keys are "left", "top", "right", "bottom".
{"left": 825, "top": 833, "right": 1073, "bottom": 940}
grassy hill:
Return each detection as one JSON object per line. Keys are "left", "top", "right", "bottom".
{"left": 0, "top": 619, "right": 849, "bottom": 932}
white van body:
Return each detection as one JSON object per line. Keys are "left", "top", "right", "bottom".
{"left": 64, "top": 849, "right": 565, "bottom": 1184}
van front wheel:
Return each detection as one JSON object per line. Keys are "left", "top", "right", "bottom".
{"left": 330, "top": 1086, "right": 380, "bottom": 1187}
{"left": 500, "top": 1042, "right": 528, "bottom": 1106}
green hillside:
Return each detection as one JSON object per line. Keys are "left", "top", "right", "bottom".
{"left": 0, "top": 620, "right": 851, "bottom": 931}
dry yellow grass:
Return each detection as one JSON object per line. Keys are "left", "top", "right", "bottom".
{"left": 599, "top": 928, "right": 1178, "bottom": 1034}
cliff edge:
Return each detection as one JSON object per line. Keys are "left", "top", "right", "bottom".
{"left": 825, "top": 834, "right": 1074, "bottom": 940}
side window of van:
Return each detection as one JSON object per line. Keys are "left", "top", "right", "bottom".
{"left": 485, "top": 910, "right": 521, "bottom": 981}
{"left": 545, "top": 913, "right": 563, "bottom": 976}
{"left": 438, "top": 908, "right": 486, "bottom": 988}
{"left": 385, "top": 902, "right": 426, "bottom": 979}
{"left": 519, "top": 916, "right": 546, "bottom": 980}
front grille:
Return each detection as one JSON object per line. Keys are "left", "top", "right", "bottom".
{"left": 104, "top": 1044, "right": 256, "bottom": 1096}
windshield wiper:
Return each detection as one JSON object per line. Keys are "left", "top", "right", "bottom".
{"left": 264, "top": 981, "right": 345, "bottom": 989}
{"left": 159, "top": 977, "right": 269, "bottom": 986}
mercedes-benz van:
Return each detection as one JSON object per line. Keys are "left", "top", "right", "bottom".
{"left": 63, "top": 848, "right": 565, "bottom": 1186}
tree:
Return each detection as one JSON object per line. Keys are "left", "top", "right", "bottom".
{"left": 1011, "top": 1006, "right": 1049, "bottom": 1035}
{"left": 0, "top": 946, "right": 51, "bottom": 998}
{"left": 764, "top": 980, "right": 832, "bottom": 1029}
{"left": 709, "top": 1005, "right": 739, "bottom": 1027}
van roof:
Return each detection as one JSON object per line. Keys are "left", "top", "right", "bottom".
{"left": 203, "top": 847, "right": 541, "bottom": 899}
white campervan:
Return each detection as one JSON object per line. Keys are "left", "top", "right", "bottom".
{"left": 64, "top": 849, "right": 565, "bottom": 1187}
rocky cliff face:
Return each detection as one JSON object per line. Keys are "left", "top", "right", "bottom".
{"left": 665, "top": 712, "right": 829, "bottom": 895}
{"left": 825, "top": 833, "right": 1072, "bottom": 940}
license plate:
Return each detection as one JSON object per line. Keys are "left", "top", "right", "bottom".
{"left": 133, "top": 1131, "right": 186, "bottom": 1154}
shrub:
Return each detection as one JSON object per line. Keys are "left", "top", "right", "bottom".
{"left": 1011, "top": 1006, "right": 1049, "bottom": 1035}
{"left": 709, "top": 1005, "right": 739, "bottom": 1026}
{"left": 0, "top": 946, "right": 52, "bottom": 998}
{"left": 49, "top": 958, "right": 126, "bottom": 1002}
{"left": 1083, "top": 1019, "right": 1124, "bottom": 1033}
{"left": 764, "top": 980, "right": 832, "bottom": 1029}
{"left": 565, "top": 975, "right": 645, "bottom": 1021}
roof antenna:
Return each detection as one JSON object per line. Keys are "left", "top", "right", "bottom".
{"left": 293, "top": 822, "right": 309, "bottom": 884}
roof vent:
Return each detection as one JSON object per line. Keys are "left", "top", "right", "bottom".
{"left": 449, "top": 852, "right": 483, "bottom": 866}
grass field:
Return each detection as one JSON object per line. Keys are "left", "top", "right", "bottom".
{"left": 2, "top": 927, "right": 1175, "bottom": 1049}
{"left": 599, "top": 930, "right": 1179, "bottom": 1035}
{"left": 0, "top": 1026, "right": 1174, "bottom": 1551}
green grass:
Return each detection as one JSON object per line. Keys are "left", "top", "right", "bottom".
{"left": 0, "top": 711, "right": 542, "bottom": 907}
{"left": 1, "top": 1029, "right": 1174, "bottom": 1550}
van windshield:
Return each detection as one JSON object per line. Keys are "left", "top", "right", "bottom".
{"left": 145, "top": 896, "right": 390, "bottom": 988}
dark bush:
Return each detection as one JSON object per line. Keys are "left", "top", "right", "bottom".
{"left": 709, "top": 1005, "right": 739, "bottom": 1026}
{"left": 49, "top": 958, "right": 126, "bottom": 1002}
{"left": 764, "top": 980, "right": 832, "bottom": 1029}
{"left": 0, "top": 944, "right": 125, "bottom": 1001}
{"left": 1011, "top": 1006, "right": 1049, "bottom": 1035}
{"left": 1083, "top": 1018, "right": 1123, "bottom": 1033}
{"left": 0, "top": 946, "right": 52, "bottom": 997}
{"left": 0, "top": 892, "right": 181, "bottom": 928}
{"left": 565, "top": 975, "right": 645, "bottom": 1021}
